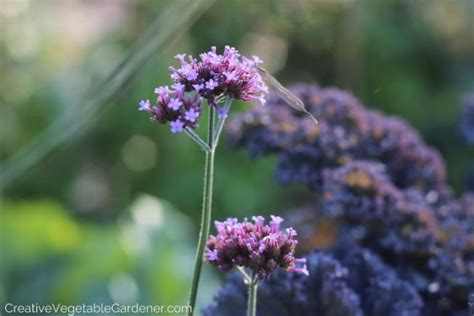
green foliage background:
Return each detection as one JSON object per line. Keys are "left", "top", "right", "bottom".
{"left": 0, "top": 0, "right": 473, "bottom": 313}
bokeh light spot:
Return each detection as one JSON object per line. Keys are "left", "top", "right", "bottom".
{"left": 121, "top": 135, "right": 157, "bottom": 171}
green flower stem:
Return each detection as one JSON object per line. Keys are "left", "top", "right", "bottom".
{"left": 187, "top": 106, "right": 216, "bottom": 315}
{"left": 236, "top": 266, "right": 252, "bottom": 284}
{"left": 247, "top": 274, "right": 258, "bottom": 316}
{"left": 184, "top": 127, "right": 211, "bottom": 152}
{"left": 213, "top": 97, "right": 233, "bottom": 146}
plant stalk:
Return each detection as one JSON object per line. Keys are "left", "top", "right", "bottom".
{"left": 185, "top": 127, "right": 211, "bottom": 152}
{"left": 247, "top": 275, "right": 258, "bottom": 316}
{"left": 187, "top": 106, "right": 216, "bottom": 315}
{"left": 213, "top": 97, "right": 232, "bottom": 145}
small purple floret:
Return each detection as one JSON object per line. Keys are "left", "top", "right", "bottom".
{"left": 170, "top": 120, "right": 184, "bottom": 133}
{"left": 184, "top": 108, "right": 200, "bottom": 122}
{"left": 138, "top": 99, "right": 151, "bottom": 111}
{"left": 205, "top": 79, "right": 218, "bottom": 90}
{"left": 154, "top": 86, "right": 169, "bottom": 96}
{"left": 168, "top": 98, "right": 183, "bottom": 111}
{"left": 218, "top": 107, "right": 228, "bottom": 119}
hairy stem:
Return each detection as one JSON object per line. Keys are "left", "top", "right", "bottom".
{"left": 185, "top": 127, "right": 211, "bottom": 152}
{"left": 213, "top": 97, "right": 232, "bottom": 146}
{"left": 187, "top": 106, "right": 215, "bottom": 315}
{"left": 236, "top": 266, "right": 252, "bottom": 284}
{"left": 247, "top": 275, "right": 258, "bottom": 316}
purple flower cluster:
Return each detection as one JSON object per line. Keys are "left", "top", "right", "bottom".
{"left": 460, "top": 92, "right": 474, "bottom": 145}
{"left": 138, "top": 46, "right": 268, "bottom": 133}
{"left": 205, "top": 216, "right": 308, "bottom": 279}
{"left": 204, "top": 246, "right": 423, "bottom": 316}
{"left": 226, "top": 84, "right": 474, "bottom": 315}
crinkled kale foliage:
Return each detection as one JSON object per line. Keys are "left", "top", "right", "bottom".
{"left": 204, "top": 246, "right": 423, "bottom": 316}
{"left": 214, "top": 84, "right": 474, "bottom": 315}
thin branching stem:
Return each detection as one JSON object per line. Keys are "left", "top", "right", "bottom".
{"left": 187, "top": 106, "right": 216, "bottom": 315}
{"left": 184, "top": 127, "right": 211, "bottom": 152}
{"left": 212, "top": 97, "right": 233, "bottom": 147}
{"left": 247, "top": 273, "right": 258, "bottom": 316}
{"left": 236, "top": 266, "right": 252, "bottom": 284}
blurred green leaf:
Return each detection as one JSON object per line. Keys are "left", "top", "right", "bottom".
{"left": 0, "top": 196, "right": 219, "bottom": 314}
{"left": 0, "top": 0, "right": 214, "bottom": 189}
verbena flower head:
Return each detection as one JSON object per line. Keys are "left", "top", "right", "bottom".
{"left": 205, "top": 216, "right": 308, "bottom": 279}
{"left": 138, "top": 46, "right": 268, "bottom": 133}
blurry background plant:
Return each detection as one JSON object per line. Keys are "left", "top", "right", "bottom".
{"left": 221, "top": 84, "right": 473, "bottom": 315}
{"left": 1, "top": 0, "right": 473, "bottom": 314}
